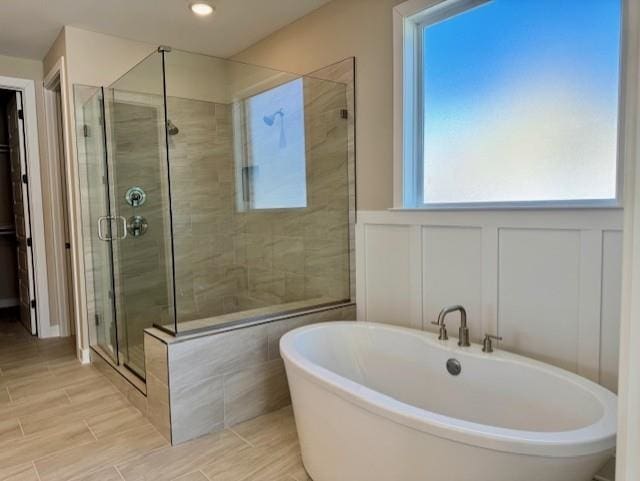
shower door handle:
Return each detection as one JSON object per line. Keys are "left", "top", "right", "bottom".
{"left": 98, "top": 216, "right": 128, "bottom": 240}
{"left": 116, "top": 216, "right": 128, "bottom": 240}
{"left": 97, "top": 216, "right": 112, "bottom": 241}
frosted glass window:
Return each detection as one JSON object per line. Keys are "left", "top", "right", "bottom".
{"left": 421, "top": 0, "right": 621, "bottom": 205}
{"left": 245, "top": 78, "right": 307, "bottom": 209}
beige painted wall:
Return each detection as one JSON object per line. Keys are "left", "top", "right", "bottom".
{"left": 233, "top": 0, "right": 403, "bottom": 210}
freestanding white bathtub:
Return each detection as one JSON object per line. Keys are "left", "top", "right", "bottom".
{"left": 280, "top": 321, "right": 617, "bottom": 481}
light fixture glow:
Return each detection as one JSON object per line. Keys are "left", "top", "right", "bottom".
{"left": 190, "top": 2, "right": 214, "bottom": 16}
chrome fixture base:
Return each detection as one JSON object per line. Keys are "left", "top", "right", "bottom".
{"left": 482, "top": 333, "right": 503, "bottom": 353}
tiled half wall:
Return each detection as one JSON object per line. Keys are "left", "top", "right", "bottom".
{"left": 142, "top": 303, "right": 356, "bottom": 445}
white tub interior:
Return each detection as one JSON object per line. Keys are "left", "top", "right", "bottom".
{"left": 292, "top": 324, "right": 604, "bottom": 432}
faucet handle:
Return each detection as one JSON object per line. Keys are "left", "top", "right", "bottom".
{"left": 482, "top": 333, "right": 503, "bottom": 353}
{"left": 431, "top": 321, "right": 448, "bottom": 341}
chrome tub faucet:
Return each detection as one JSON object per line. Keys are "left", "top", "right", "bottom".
{"left": 432, "top": 305, "right": 470, "bottom": 347}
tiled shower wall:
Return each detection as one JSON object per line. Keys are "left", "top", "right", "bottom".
{"left": 167, "top": 71, "right": 353, "bottom": 325}
{"left": 109, "top": 100, "right": 173, "bottom": 370}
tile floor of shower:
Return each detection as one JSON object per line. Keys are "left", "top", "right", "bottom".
{"left": 0, "top": 314, "right": 308, "bottom": 481}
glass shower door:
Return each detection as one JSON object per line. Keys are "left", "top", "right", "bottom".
{"left": 82, "top": 88, "right": 119, "bottom": 363}
{"left": 103, "top": 52, "right": 176, "bottom": 378}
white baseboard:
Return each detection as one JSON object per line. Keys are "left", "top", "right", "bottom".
{"left": 0, "top": 298, "right": 19, "bottom": 308}
{"left": 78, "top": 348, "right": 91, "bottom": 365}
{"left": 38, "top": 324, "right": 60, "bottom": 339}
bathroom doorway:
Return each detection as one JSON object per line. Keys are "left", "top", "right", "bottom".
{"left": 0, "top": 88, "right": 37, "bottom": 334}
{"left": 43, "top": 61, "right": 76, "bottom": 338}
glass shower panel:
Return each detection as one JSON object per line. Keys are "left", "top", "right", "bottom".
{"left": 75, "top": 86, "right": 119, "bottom": 363}
{"left": 103, "top": 52, "right": 176, "bottom": 378}
{"left": 161, "top": 50, "right": 352, "bottom": 334}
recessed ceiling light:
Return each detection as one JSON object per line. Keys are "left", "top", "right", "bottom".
{"left": 190, "top": 2, "right": 214, "bottom": 16}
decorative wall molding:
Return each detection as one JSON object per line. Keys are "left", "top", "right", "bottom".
{"left": 356, "top": 209, "right": 623, "bottom": 391}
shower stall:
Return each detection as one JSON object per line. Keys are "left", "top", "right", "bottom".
{"left": 74, "top": 49, "right": 354, "bottom": 381}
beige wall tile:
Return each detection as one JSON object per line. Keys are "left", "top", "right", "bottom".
{"left": 223, "top": 359, "right": 289, "bottom": 427}
{"left": 171, "top": 374, "right": 224, "bottom": 445}
{"left": 143, "top": 334, "right": 171, "bottom": 442}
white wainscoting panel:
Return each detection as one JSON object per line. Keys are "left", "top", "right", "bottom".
{"left": 359, "top": 224, "right": 421, "bottom": 327}
{"left": 601, "top": 230, "right": 623, "bottom": 392}
{"left": 422, "top": 226, "right": 482, "bottom": 341}
{"left": 498, "top": 228, "right": 581, "bottom": 373}
{"left": 356, "top": 209, "right": 623, "bottom": 391}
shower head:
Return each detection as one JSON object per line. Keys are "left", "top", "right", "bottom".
{"left": 166, "top": 119, "right": 179, "bottom": 136}
{"left": 263, "top": 109, "right": 284, "bottom": 126}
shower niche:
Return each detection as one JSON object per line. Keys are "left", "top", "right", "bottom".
{"left": 74, "top": 50, "right": 355, "bottom": 396}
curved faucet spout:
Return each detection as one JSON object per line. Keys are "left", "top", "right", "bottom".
{"left": 434, "top": 305, "right": 470, "bottom": 347}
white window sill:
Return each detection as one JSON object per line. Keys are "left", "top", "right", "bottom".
{"left": 390, "top": 201, "right": 623, "bottom": 212}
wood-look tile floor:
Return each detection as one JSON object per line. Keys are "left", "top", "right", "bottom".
{"left": 0, "top": 313, "right": 310, "bottom": 481}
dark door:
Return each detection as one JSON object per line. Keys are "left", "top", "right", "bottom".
{"left": 7, "top": 92, "right": 36, "bottom": 334}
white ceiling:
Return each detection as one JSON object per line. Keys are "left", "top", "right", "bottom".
{"left": 0, "top": 0, "right": 331, "bottom": 60}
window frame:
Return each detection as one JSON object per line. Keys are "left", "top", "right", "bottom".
{"left": 393, "top": 0, "right": 626, "bottom": 210}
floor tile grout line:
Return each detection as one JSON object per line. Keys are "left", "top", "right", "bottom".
{"left": 30, "top": 437, "right": 99, "bottom": 467}
{"left": 63, "top": 389, "right": 74, "bottom": 404}
{"left": 84, "top": 420, "right": 99, "bottom": 441}
{"left": 32, "top": 461, "right": 43, "bottom": 481}
{"left": 199, "top": 469, "right": 213, "bottom": 481}
{"left": 227, "top": 427, "right": 255, "bottom": 448}
{"left": 17, "top": 417, "right": 25, "bottom": 437}
{"left": 6, "top": 386, "right": 14, "bottom": 404}
{"left": 114, "top": 465, "right": 127, "bottom": 481}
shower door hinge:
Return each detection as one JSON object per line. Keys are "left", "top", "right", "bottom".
{"left": 83, "top": 124, "right": 90, "bottom": 137}
{"left": 95, "top": 314, "right": 100, "bottom": 326}
{"left": 340, "top": 109, "right": 349, "bottom": 119}
{"left": 18, "top": 109, "right": 24, "bottom": 120}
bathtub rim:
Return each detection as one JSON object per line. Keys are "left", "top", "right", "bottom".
{"left": 280, "top": 321, "right": 617, "bottom": 459}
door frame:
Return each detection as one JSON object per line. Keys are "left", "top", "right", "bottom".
{"left": 0, "top": 75, "right": 51, "bottom": 336}
{"left": 43, "top": 58, "right": 75, "bottom": 338}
